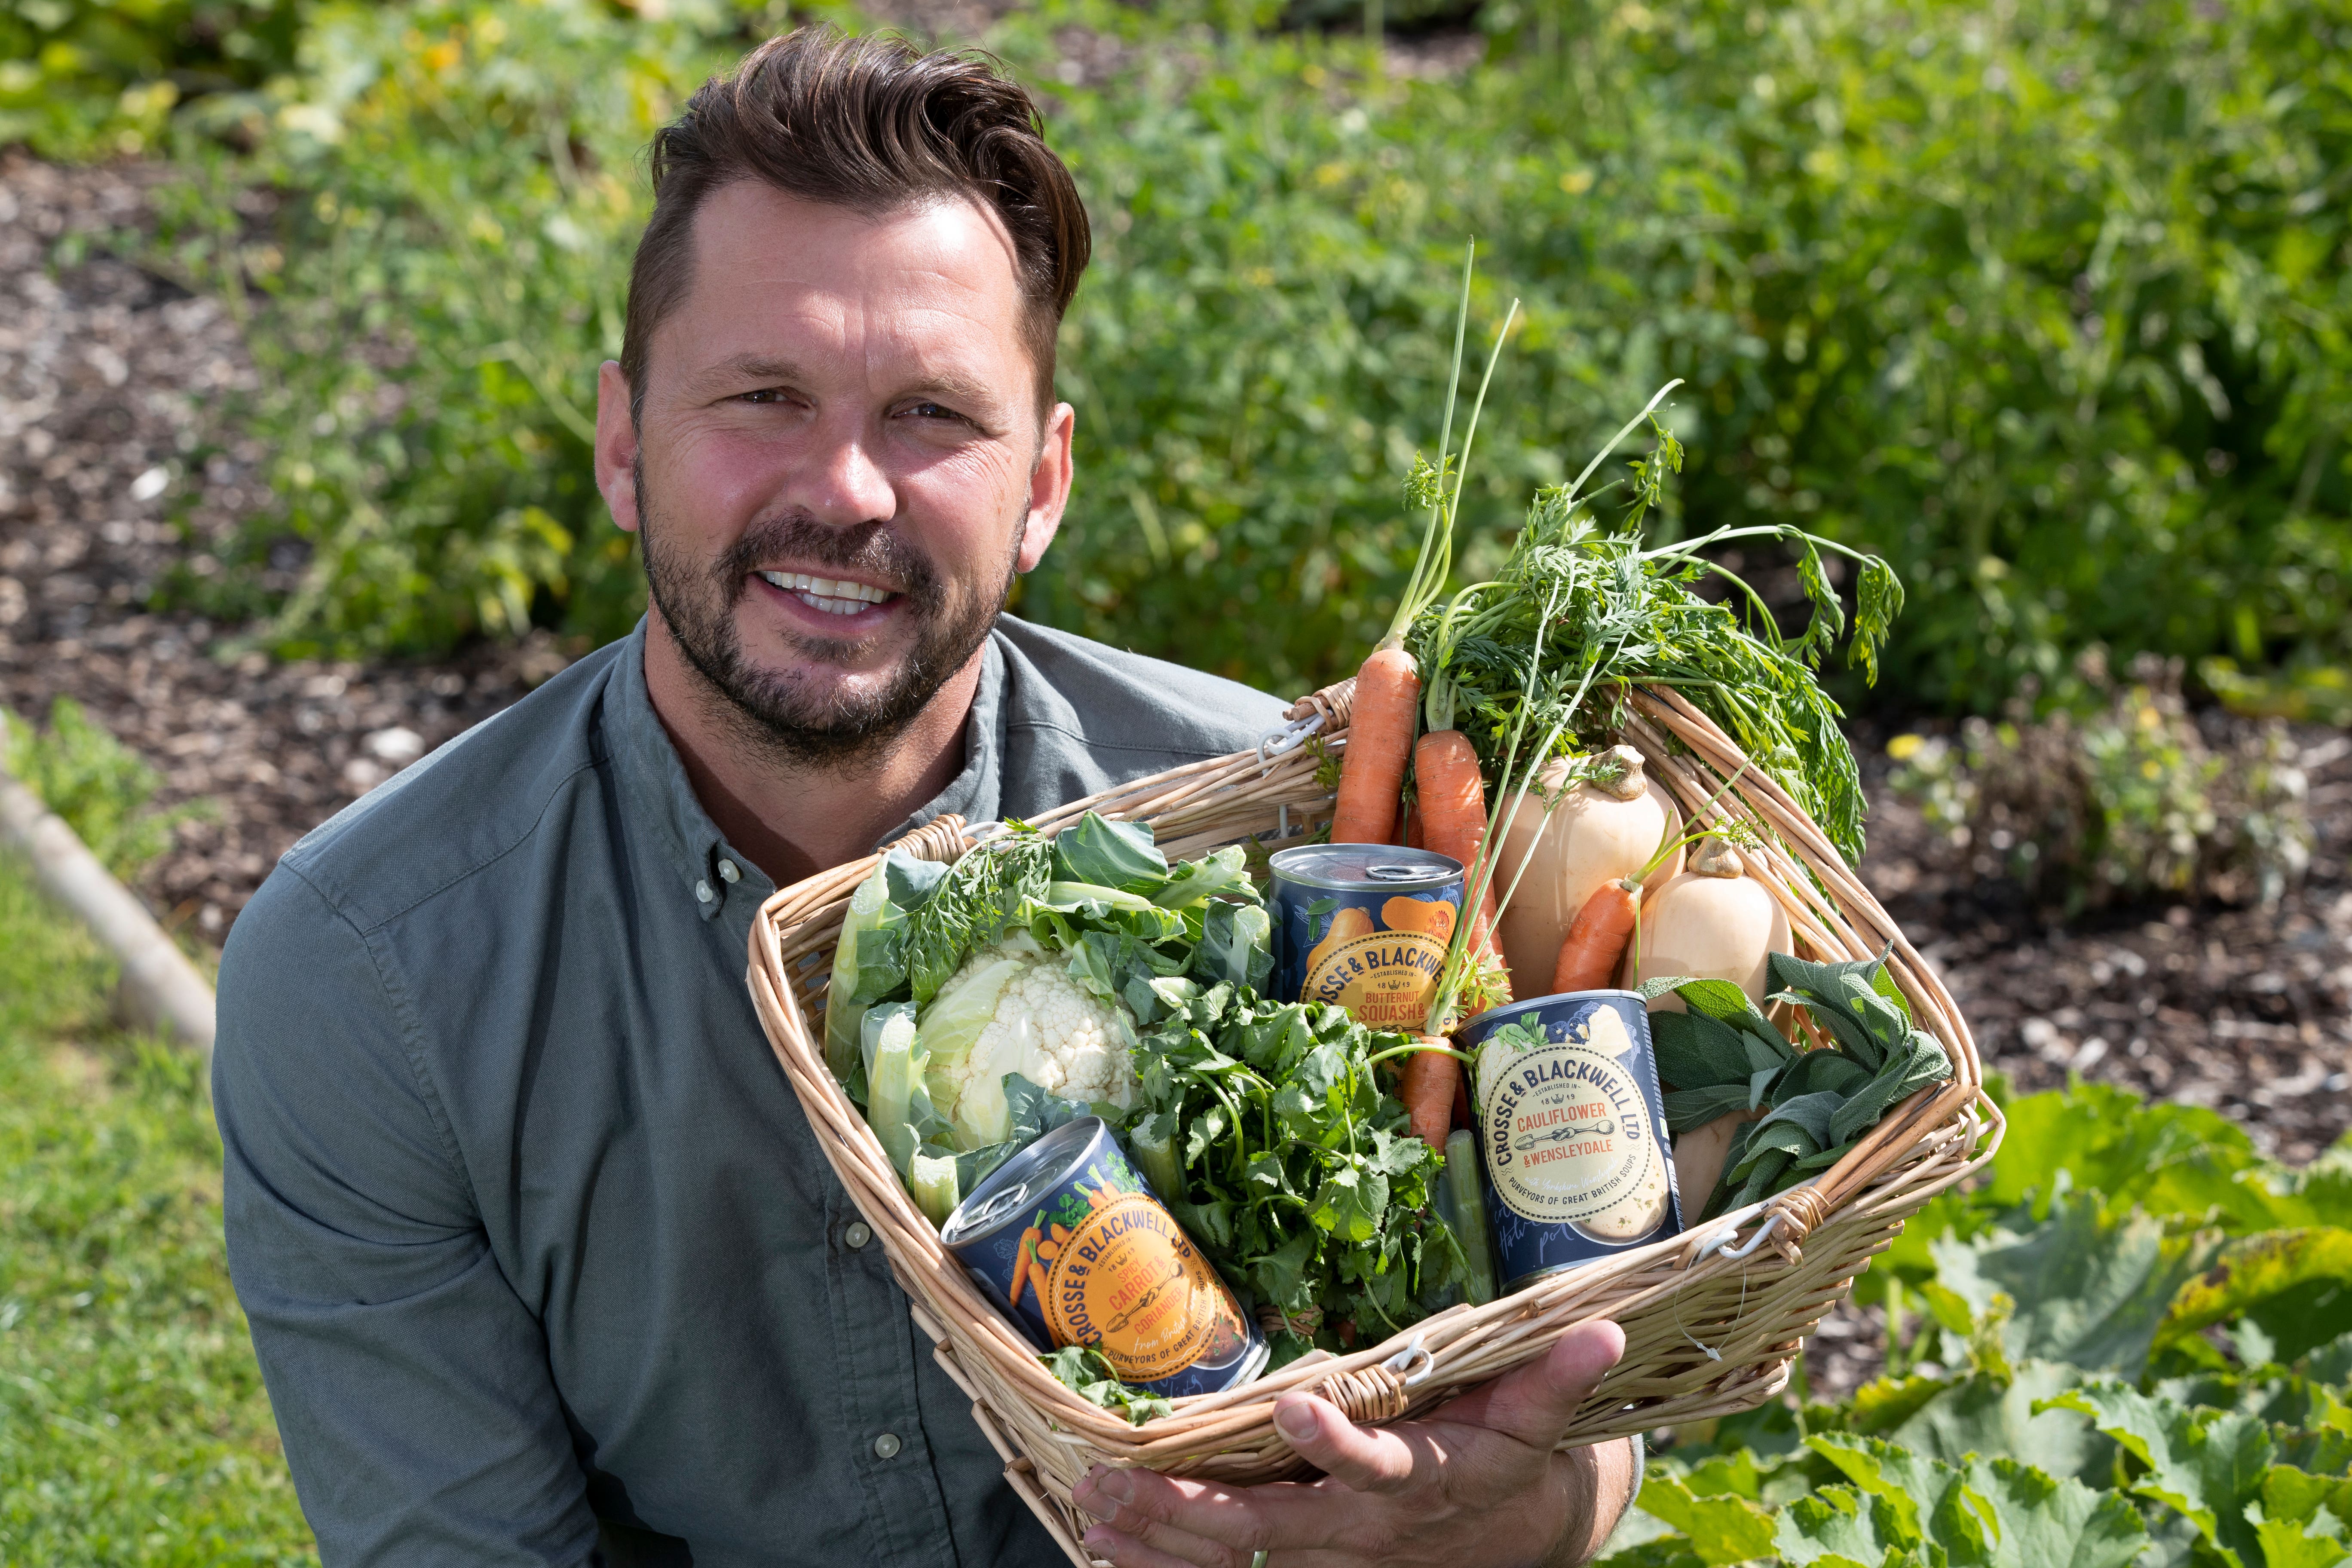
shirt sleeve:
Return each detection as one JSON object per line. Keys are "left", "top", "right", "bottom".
{"left": 213, "top": 864, "right": 598, "bottom": 1567}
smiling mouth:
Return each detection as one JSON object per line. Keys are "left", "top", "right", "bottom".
{"left": 755, "top": 570, "right": 899, "bottom": 618}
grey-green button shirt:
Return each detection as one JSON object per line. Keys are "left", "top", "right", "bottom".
{"left": 213, "top": 616, "right": 1289, "bottom": 1567}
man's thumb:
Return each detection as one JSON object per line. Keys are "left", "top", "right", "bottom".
{"left": 1433, "top": 1317, "right": 1626, "bottom": 1449}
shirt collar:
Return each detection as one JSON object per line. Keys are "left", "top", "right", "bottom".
{"left": 605, "top": 619, "right": 1009, "bottom": 926}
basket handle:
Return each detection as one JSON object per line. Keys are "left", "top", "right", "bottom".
{"left": 1303, "top": 1333, "right": 1434, "bottom": 1427}
{"left": 1284, "top": 677, "right": 1356, "bottom": 732}
{"left": 1694, "top": 1183, "right": 1836, "bottom": 1266}
{"left": 1256, "top": 677, "right": 1358, "bottom": 769}
{"left": 883, "top": 813, "right": 971, "bottom": 866}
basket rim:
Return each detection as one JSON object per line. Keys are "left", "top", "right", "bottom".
{"left": 744, "top": 679, "right": 2003, "bottom": 1450}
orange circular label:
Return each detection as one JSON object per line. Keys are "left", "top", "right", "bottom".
{"left": 1043, "top": 1193, "right": 1249, "bottom": 1381}
{"left": 1302, "top": 930, "right": 1448, "bottom": 1030}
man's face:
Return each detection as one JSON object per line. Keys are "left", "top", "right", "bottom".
{"left": 595, "top": 184, "right": 1073, "bottom": 763}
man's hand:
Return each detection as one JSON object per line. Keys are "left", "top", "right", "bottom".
{"left": 1072, "top": 1319, "right": 1638, "bottom": 1568}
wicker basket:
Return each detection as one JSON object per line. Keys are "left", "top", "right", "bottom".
{"left": 746, "top": 680, "right": 2002, "bottom": 1566}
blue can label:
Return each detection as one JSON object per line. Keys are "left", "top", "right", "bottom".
{"left": 1459, "top": 992, "right": 1683, "bottom": 1288}
{"left": 1270, "top": 846, "right": 1463, "bottom": 1031}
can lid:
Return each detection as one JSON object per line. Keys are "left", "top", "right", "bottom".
{"left": 1268, "top": 844, "right": 1463, "bottom": 891}
{"left": 939, "top": 1117, "right": 1103, "bottom": 1244}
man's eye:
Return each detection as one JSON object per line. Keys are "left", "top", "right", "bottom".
{"left": 738, "top": 388, "right": 786, "bottom": 404}
{"left": 906, "top": 401, "right": 968, "bottom": 424}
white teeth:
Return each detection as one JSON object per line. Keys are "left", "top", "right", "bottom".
{"left": 757, "top": 570, "right": 893, "bottom": 613}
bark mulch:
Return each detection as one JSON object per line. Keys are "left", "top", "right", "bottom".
{"left": 0, "top": 152, "right": 579, "bottom": 942}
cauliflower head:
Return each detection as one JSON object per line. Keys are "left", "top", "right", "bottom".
{"left": 919, "top": 934, "right": 1138, "bottom": 1150}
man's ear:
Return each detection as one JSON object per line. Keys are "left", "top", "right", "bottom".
{"left": 595, "top": 360, "right": 642, "bottom": 534}
{"left": 1017, "top": 401, "right": 1076, "bottom": 573}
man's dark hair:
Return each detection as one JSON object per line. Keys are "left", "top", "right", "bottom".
{"left": 621, "top": 26, "right": 1091, "bottom": 425}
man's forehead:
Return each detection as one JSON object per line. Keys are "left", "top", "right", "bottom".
{"left": 664, "top": 183, "right": 1026, "bottom": 358}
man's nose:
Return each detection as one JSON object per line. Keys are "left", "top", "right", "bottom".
{"left": 793, "top": 416, "right": 898, "bottom": 527}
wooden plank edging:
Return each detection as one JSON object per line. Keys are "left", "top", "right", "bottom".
{"left": 0, "top": 711, "right": 216, "bottom": 1059}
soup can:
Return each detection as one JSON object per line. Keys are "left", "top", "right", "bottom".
{"left": 938, "top": 1118, "right": 1267, "bottom": 1398}
{"left": 1458, "top": 991, "right": 1684, "bottom": 1291}
{"left": 1268, "top": 844, "right": 1464, "bottom": 1032}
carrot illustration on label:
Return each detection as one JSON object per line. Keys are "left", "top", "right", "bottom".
{"left": 1009, "top": 1229, "right": 1037, "bottom": 1308}
{"left": 1010, "top": 1220, "right": 1072, "bottom": 1314}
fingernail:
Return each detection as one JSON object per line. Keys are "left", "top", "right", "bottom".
{"left": 1098, "top": 1468, "right": 1135, "bottom": 1503}
{"left": 1274, "top": 1399, "right": 1320, "bottom": 1443}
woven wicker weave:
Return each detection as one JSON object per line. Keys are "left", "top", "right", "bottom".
{"left": 746, "top": 680, "right": 2002, "bottom": 1566}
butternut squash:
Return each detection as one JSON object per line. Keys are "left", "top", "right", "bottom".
{"left": 1623, "top": 838, "right": 1789, "bottom": 1011}
{"left": 1491, "top": 746, "right": 1683, "bottom": 994}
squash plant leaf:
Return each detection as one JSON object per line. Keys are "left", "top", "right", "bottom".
{"left": 2037, "top": 1381, "right": 2274, "bottom": 1568}
{"left": 1961, "top": 1455, "right": 2150, "bottom": 1568}
{"left": 1773, "top": 1486, "right": 1909, "bottom": 1568}
{"left": 1804, "top": 1434, "right": 1998, "bottom": 1567}
{"left": 1934, "top": 1192, "right": 2224, "bottom": 1377}
{"left": 2153, "top": 1227, "right": 2352, "bottom": 1366}
{"left": 1636, "top": 1470, "right": 1778, "bottom": 1566}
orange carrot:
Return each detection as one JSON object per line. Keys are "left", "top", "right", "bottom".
{"left": 1413, "top": 729, "right": 1506, "bottom": 981}
{"left": 1551, "top": 876, "right": 1642, "bottom": 995}
{"left": 1400, "top": 1041, "right": 1459, "bottom": 1150}
{"left": 1332, "top": 645, "right": 1421, "bottom": 844}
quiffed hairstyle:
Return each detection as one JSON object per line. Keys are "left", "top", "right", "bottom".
{"left": 620, "top": 27, "right": 1091, "bottom": 425}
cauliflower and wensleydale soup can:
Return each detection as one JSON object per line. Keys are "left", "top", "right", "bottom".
{"left": 1268, "top": 845, "right": 1464, "bottom": 1032}
{"left": 938, "top": 1118, "right": 1266, "bottom": 1397}
{"left": 1459, "top": 991, "right": 1684, "bottom": 1290}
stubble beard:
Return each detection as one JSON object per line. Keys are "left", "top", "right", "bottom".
{"left": 636, "top": 461, "right": 1021, "bottom": 769}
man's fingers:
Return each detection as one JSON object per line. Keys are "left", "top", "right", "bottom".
{"left": 1077, "top": 1462, "right": 1381, "bottom": 1557}
{"left": 1271, "top": 1392, "right": 1419, "bottom": 1495}
{"left": 1077, "top": 1467, "right": 1275, "bottom": 1563}
{"left": 1080, "top": 1521, "right": 1241, "bottom": 1568}
{"left": 1427, "top": 1318, "right": 1626, "bottom": 1450}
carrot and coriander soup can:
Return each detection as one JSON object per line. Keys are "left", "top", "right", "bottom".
{"left": 1268, "top": 845, "right": 1464, "bottom": 1032}
{"left": 1458, "top": 991, "right": 1684, "bottom": 1291}
{"left": 938, "top": 1118, "right": 1266, "bottom": 1398}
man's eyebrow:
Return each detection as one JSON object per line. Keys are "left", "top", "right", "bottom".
{"left": 692, "top": 354, "right": 1003, "bottom": 409}
{"left": 697, "top": 353, "right": 810, "bottom": 388}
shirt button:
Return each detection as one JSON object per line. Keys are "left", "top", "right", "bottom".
{"left": 873, "top": 1432, "right": 902, "bottom": 1460}
{"left": 718, "top": 858, "right": 741, "bottom": 884}
{"left": 844, "top": 1222, "right": 873, "bottom": 1250}
{"left": 695, "top": 879, "right": 714, "bottom": 904}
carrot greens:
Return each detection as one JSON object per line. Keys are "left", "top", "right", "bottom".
{"left": 1408, "top": 385, "right": 1905, "bottom": 1032}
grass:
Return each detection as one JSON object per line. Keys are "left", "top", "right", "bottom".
{"left": 0, "top": 848, "right": 315, "bottom": 1565}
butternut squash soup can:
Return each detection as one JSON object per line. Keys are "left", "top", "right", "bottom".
{"left": 1458, "top": 991, "right": 1684, "bottom": 1291}
{"left": 1268, "top": 845, "right": 1464, "bottom": 1031}
{"left": 939, "top": 1118, "right": 1266, "bottom": 1398}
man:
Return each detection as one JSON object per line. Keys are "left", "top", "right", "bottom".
{"left": 214, "top": 28, "right": 1640, "bottom": 1567}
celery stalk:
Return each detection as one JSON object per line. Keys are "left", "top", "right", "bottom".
{"left": 1445, "top": 1129, "right": 1497, "bottom": 1305}
{"left": 826, "top": 862, "right": 894, "bottom": 1083}
{"left": 864, "top": 1004, "right": 926, "bottom": 1176}
{"left": 908, "top": 1153, "right": 960, "bottom": 1228}
{"left": 1130, "top": 1118, "right": 1185, "bottom": 1204}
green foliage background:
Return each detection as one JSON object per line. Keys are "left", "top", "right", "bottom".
{"left": 18, "top": 0, "right": 2352, "bottom": 711}
{"left": 1601, "top": 1079, "right": 2352, "bottom": 1568}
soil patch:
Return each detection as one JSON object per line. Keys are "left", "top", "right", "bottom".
{"left": 0, "top": 153, "right": 579, "bottom": 941}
